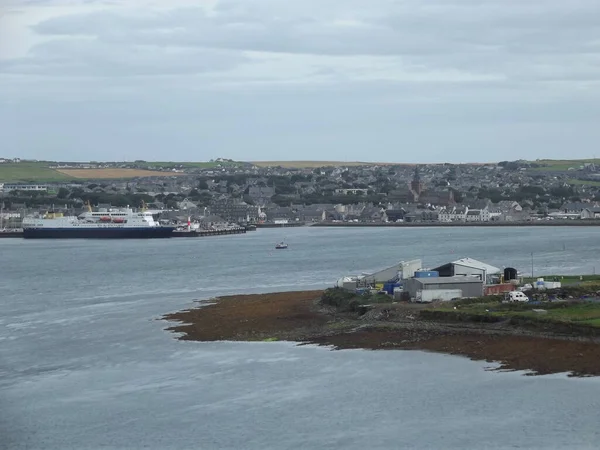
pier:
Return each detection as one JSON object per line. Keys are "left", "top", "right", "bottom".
{"left": 172, "top": 227, "right": 247, "bottom": 237}
{"left": 0, "top": 231, "right": 23, "bottom": 238}
{"left": 256, "top": 222, "right": 306, "bottom": 228}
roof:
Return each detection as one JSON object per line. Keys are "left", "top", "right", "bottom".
{"left": 451, "top": 257, "right": 501, "bottom": 274}
{"left": 415, "top": 276, "right": 483, "bottom": 285}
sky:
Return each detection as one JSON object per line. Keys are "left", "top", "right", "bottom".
{"left": 1, "top": 0, "right": 600, "bottom": 163}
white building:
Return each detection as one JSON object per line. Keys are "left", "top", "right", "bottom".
{"left": 465, "top": 209, "right": 491, "bottom": 222}
{"left": 2, "top": 184, "right": 48, "bottom": 192}
{"left": 438, "top": 206, "right": 468, "bottom": 222}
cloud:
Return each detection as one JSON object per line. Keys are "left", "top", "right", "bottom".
{"left": 0, "top": 38, "right": 246, "bottom": 77}
{"left": 19, "top": 0, "right": 600, "bottom": 87}
{"left": 1, "top": 0, "right": 600, "bottom": 162}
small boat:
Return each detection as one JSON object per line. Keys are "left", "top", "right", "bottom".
{"left": 275, "top": 242, "right": 288, "bottom": 249}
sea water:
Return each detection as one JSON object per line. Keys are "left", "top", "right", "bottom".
{"left": 1, "top": 226, "right": 600, "bottom": 449}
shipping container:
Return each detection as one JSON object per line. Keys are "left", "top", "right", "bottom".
{"left": 484, "top": 283, "right": 516, "bottom": 296}
{"left": 383, "top": 282, "right": 402, "bottom": 295}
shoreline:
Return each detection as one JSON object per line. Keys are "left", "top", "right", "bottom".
{"left": 312, "top": 220, "right": 600, "bottom": 227}
{"left": 163, "top": 290, "right": 600, "bottom": 377}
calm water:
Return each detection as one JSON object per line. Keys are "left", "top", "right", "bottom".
{"left": 2, "top": 226, "right": 600, "bottom": 450}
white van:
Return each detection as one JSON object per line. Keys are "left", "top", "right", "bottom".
{"left": 506, "top": 291, "right": 530, "bottom": 303}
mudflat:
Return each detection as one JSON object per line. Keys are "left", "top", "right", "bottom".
{"left": 163, "top": 290, "right": 600, "bottom": 377}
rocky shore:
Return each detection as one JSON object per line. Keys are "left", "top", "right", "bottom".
{"left": 163, "top": 290, "right": 600, "bottom": 377}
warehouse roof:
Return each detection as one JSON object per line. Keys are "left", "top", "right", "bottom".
{"left": 415, "top": 276, "right": 483, "bottom": 285}
{"left": 452, "top": 257, "right": 501, "bottom": 274}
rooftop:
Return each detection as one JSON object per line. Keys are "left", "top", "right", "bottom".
{"left": 451, "top": 257, "right": 501, "bottom": 274}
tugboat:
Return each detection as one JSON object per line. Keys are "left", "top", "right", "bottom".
{"left": 275, "top": 241, "right": 288, "bottom": 249}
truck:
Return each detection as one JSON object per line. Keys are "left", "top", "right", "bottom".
{"left": 504, "top": 291, "right": 530, "bottom": 303}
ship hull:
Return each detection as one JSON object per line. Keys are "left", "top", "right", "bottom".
{"left": 22, "top": 227, "right": 175, "bottom": 239}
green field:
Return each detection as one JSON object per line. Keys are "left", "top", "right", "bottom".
{"left": 0, "top": 160, "right": 241, "bottom": 182}
{"left": 143, "top": 161, "right": 241, "bottom": 169}
{"left": 433, "top": 298, "right": 600, "bottom": 328}
{"left": 0, "top": 163, "right": 72, "bottom": 182}
{"left": 529, "top": 159, "right": 600, "bottom": 172}
{"left": 567, "top": 179, "right": 600, "bottom": 186}
{"left": 521, "top": 274, "right": 600, "bottom": 286}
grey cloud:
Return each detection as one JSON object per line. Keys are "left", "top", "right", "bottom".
{"left": 27, "top": 0, "right": 600, "bottom": 85}
{"left": 0, "top": 36, "right": 247, "bottom": 77}
{"left": 32, "top": 0, "right": 600, "bottom": 56}
{"left": 3, "top": 0, "right": 600, "bottom": 162}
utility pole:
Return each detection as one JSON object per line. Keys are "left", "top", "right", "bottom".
{"left": 531, "top": 252, "right": 534, "bottom": 279}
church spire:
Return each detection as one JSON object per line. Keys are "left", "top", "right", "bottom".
{"left": 411, "top": 165, "right": 424, "bottom": 197}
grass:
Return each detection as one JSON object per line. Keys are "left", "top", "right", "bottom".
{"left": 56, "top": 168, "right": 186, "bottom": 179}
{"left": 529, "top": 159, "right": 600, "bottom": 172}
{"left": 521, "top": 274, "right": 600, "bottom": 286}
{"left": 431, "top": 298, "right": 600, "bottom": 327}
{"left": 0, "top": 162, "right": 73, "bottom": 182}
{"left": 567, "top": 179, "right": 600, "bottom": 186}
{"left": 505, "top": 303, "right": 600, "bottom": 325}
{"left": 141, "top": 161, "right": 243, "bottom": 169}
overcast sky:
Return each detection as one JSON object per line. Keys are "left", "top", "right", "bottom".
{"left": 1, "top": 0, "right": 600, "bottom": 163}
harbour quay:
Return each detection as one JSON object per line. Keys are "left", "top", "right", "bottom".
{"left": 172, "top": 227, "right": 247, "bottom": 237}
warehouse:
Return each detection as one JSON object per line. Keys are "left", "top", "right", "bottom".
{"left": 404, "top": 276, "right": 484, "bottom": 302}
{"left": 335, "top": 259, "right": 422, "bottom": 290}
{"left": 433, "top": 257, "right": 501, "bottom": 285}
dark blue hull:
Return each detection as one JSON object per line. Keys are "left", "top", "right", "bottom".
{"left": 23, "top": 227, "right": 175, "bottom": 239}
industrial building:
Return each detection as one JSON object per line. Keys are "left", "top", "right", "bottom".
{"left": 335, "top": 259, "right": 422, "bottom": 291}
{"left": 404, "top": 276, "right": 484, "bottom": 302}
{"left": 432, "top": 258, "right": 501, "bottom": 285}
{"left": 335, "top": 256, "right": 516, "bottom": 303}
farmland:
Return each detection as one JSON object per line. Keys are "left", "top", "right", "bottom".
{"left": 567, "top": 179, "right": 600, "bottom": 187}
{"left": 56, "top": 168, "right": 185, "bottom": 179}
{"left": 0, "top": 163, "right": 72, "bottom": 182}
{"left": 529, "top": 158, "right": 600, "bottom": 172}
{"left": 142, "top": 161, "right": 239, "bottom": 169}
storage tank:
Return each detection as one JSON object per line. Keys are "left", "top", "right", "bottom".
{"left": 504, "top": 267, "right": 518, "bottom": 281}
{"left": 414, "top": 270, "right": 439, "bottom": 278}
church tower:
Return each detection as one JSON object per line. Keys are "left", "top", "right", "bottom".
{"left": 410, "top": 165, "right": 424, "bottom": 196}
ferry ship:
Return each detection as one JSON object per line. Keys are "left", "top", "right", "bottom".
{"left": 22, "top": 204, "right": 175, "bottom": 239}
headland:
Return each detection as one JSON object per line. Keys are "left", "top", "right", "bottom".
{"left": 163, "top": 286, "right": 600, "bottom": 377}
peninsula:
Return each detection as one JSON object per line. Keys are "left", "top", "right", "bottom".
{"left": 164, "top": 285, "right": 600, "bottom": 378}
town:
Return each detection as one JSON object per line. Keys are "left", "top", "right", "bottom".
{"left": 2, "top": 158, "right": 600, "bottom": 229}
